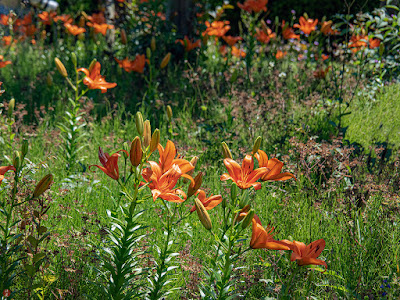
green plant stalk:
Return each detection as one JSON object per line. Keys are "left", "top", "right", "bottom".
{"left": 281, "top": 265, "right": 301, "bottom": 297}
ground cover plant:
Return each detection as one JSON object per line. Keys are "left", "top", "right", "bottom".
{"left": 0, "top": 0, "right": 399, "bottom": 299}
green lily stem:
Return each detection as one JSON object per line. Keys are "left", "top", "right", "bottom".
{"left": 282, "top": 265, "right": 301, "bottom": 296}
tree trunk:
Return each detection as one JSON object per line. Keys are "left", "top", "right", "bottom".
{"left": 166, "top": 0, "right": 194, "bottom": 37}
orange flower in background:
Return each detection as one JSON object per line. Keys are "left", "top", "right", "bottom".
{"left": 369, "top": 38, "right": 381, "bottom": 49}
{"left": 54, "top": 14, "right": 73, "bottom": 24}
{"left": 255, "top": 27, "right": 275, "bottom": 44}
{"left": 255, "top": 150, "right": 295, "bottom": 181}
{"left": 38, "top": 11, "right": 56, "bottom": 25}
{"left": 202, "top": 20, "right": 230, "bottom": 37}
{"left": 89, "top": 147, "right": 127, "bottom": 180}
{"left": 2, "top": 36, "right": 12, "bottom": 45}
{"left": 0, "top": 55, "right": 11, "bottom": 68}
{"left": 222, "top": 35, "right": 242, "bottom": 46}
{"left": 287, "top": 239, "right": 327, "bottom": 269}
{"left": 250, "top": 215, "right": 291, "bottom": 250}
{"left": 275, "top": 50, "right": 287, "bottom": 60}
{"left": 86, "top": 12, "right": 106, "bottom": 24}
{"left": 349, "top": 35, "right": 368, "bottom": 53}
{"left": 77, "top": 62, "right": 117, "bottom": 93}
{"left": 0, "top": 14, "right": 13, "bottom": 26}
{"left": 0, "top": 166, "right": 16, "bottom": 184}
{"left": 282, "top": 21, "right": 300, "bottom": 40}
{"left": 231, "top": 46, "right": 246, "bottom": 58}
{"left": 313, "top": 67, "right": 331, "bottom": 79}
{"left": 115, "top": 55, "right": 148, "bottom": 73}
{"left": 190, "top": 190, "right": 223, "bottom": 213}
{"left": 0, "top": 82, "right": 4, "bottom": 95}
{"left": 220, "top": 155, "right": 267, "bottom": 190}
{"left": 320, "top": 21, "right": 338, "bottom": 35}
{"left": 219, "top": 45, "right": 228, "bottom": 56}
{"left": 157, "top": 140, "right": 195, "bottom": 178}
{"left": 176, "top": 36, "right": 201, "bottom": 52}
{"left": 90, "top": 23, "right": 114, "bottom": 35}
{"left": 237, "top": 0, "right": 268, "bottom": 13}
{"left": 315, "top": 54, "right": 329, "bottom": 61}
{"left": 64, "top": 23, "right": 86, "bottom": 36}
{"left": 294, "top": 16, "right": 318, "bottom": 35}
{"left": 142, "top": 163, "right": 187, "bottom": 203}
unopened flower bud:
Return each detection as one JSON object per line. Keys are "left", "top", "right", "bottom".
{"left": 21, "top": 140, "right": 29, "bottom": 157}
{"left": 135, "top": 112, "right": 144, "bottom": 136}
{"left": 7, "top": 98, "right": 15, "bottom": 118}
{"left": 71, "top": 52, "right": 77, "bottom": 67}
{"left": 160, "top": 52, "right": 171, "bottom": 69}
{"left": 186, "top": 156, "right": 198, "bottom": 178}
{"left": 151, "top": 37, "right": 156, "bottom": 51}
{"left": 79, "top": 16, "right": 85, "bottom": 27}
{"left": 150, "top": 129, "right": 160, "bottom": 153}
{"left": 33, "top": 174, "right": 53, "bottom": 198}
{"left": 233, "top": 205, "right": 251, "bottom": 224}
{"left": 241, "top": 209, "right": 255, "bottom": 229}
{"left": 122, "top": 142, "right": 129, "bottom": 159}
{"left": 195, "top": 198, "right": 212, "bottom": 230}
{"left": 130, "top": 136, "right": 143, "bottom": 167}
{"left": 230, "top": 182, "right": 237, "bottom": 201}
{"left": 13, "top": 151, "right": 21, "bottom": 170}
{"left": 252, "top": 136, "right": 262, "bottom": 155}
{"left": 222, "top": 142, "right": 232, "bottom": 159}
{"left": 121, "top": 29, "right": 127, "bottom": 45}
{"left": 54, "top": 58, "right": 68, "bottom": 78}
{"left": 46, "top": 74, "right": 53, "bottom": 87}
{"left": 166, "top": 105, "right": 172, "bottom": 122}
{"left": 146, "top": 47, "right": 151, "bottom": 59}
{"left": 88, "top": 58, "right": 97, "bottom": 72}
{"left": 187, "top": 172, "right": 203, "bottom": 198}
{"left": 143, "top": 120, "right": 151, "bottom": 149}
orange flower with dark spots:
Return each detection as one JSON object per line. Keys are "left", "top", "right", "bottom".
{"left": 38, "top": 11, "right": 56, "bottom": 25}
{"left": 0, "top": 166, "right": 16, "bottom": 184}
{"left": 220, "top": 155, "right": 267, "bottom": 190}
{"left": 115, "top": 55, "right": 148, "bottom": 73}
{"left": 287, "top": 239, "right": 327, "bottom": 269}
{"left": 222, "top": 35, "right": 243, "bottom": 46}
{"left": 0, "top": 55, "right": 11, "bottom": 68}
{"left": 64, "top": 23, "right": 86, "bottom": 36}
{"left": 255, "top": 27, "right": 275, "bottom": 44}
{"left": 294, "top": 16, "right": 318, "bottom": 35}
{"left": 282, "top": 21, "right": 300, "bottom": 40}
{"left": 89, "top": 147, "right": 127, "bottom": 180}
{"left": 142, "top": 163, "right": 187, "bottom": 202}
{"left": 202, "top": 20, "right": 230, "bottom": 37}
{"left": 250, "top": 215, "right": 291, "bottom": 250}
{"left": 237, "top": 0, "right": 268, "bottom": 13}
{"left": 190, "top": 190, "right": 223, "bottom": 213}
{"left": 255, "top": 150, "right": 295, "bottom": 181}
{"left": 176, "top": 36, "right": 201, "bottom": 52}
{"left": 77, "top": 62, "right": 117, "bottom": 93}
{"left": 275, "top": 50, "right": 287, "bottom": 60}
{"left": 231, "top": 46, "right": 246, "bottom": 58}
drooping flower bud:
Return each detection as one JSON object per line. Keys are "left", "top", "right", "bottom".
{"left": 195, "top": 198, "right": 212, "bottom": 230}
{"left": 130, "top": 137, "right": 142, "bottom": 167}
{"left": 187, "top": 172, "right": 203, "bottom": 198}
{"left": 160, "top": 52, "right": 171, "bottom": 69}
{"left": 135, "top": 112, "right": 144, "bottom": 136}
{"left": 33, "top": 174, "right": 53, "bottom": 198}
{"left": 143, "top": 120, "right": 151, "bottom": 149}
{"left": 150, "top": 129, "right": 160, "bottom": 153}
{"left": 252, "top": 136, "right": 262, "bottom": 155}
{"left": 166, "top": 105, "right": 172, "bottom": 122}
{"left": 54, "top": 58, "right": 68, "bottom": 78}
{"left": 222, "top": 142, "right": 232, "bottom": 159}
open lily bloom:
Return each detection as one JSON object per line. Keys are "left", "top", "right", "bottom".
{"left": 142, "top": 163, "right": 187, "bottom": 203}
{"left": 287, "top": 239, "right": 327, "bottom": 269}
{"left": 77, "top": 62, "right": 117, "bottom": 93}
{"left": 255, "top": 150, "right": 295, "bottom": 182}
{"left": 237, "top": 0, "right": 267, "bottom": 13}
{"left": 176, "top": 36, "right": 201, "bottom": 52}
{"left": 250, "top": 215, "right": 291, "bottom": 250}
{"left": 220, "top": 155, "right": 267, "bottom": 190}
{"left": 0, "top": 166, "right": 16, "bottom": 184}
{"left": 157, "top": 141, "right": 194, "bottom": 180}
{"left": 294, "top": 16, "right": 318, "bottom": 35}
{"left": 89, "top": 147, "right": 127, "bottom": 180}
{"left": 190, "top": 190, "right": 222, "bottom": 213}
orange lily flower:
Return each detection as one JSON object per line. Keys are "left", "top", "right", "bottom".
{"left": 54, "top": 14, "right": 73, "bottom": 24}
{"left": 231, "top": 46, "right": 246, "bottom": 58}
{"left": 349, "top": 35, "right": 368, "bottom": 53}
{"left": 369, "top": 38, "right": 380, "bottom": 49}
{"left": 282, "top": 21, "right": 300, "bottom": 40}
{"left": 0, "top": 55, "right": 11, "bottom": 68}
{"left": 275, "top": 50, "right": 287, "bottom": 60}
{"left": 115, "top": 56, "right": 148, "bottom": 73}
{"left": 38, "top": 11, "right": 56, "bottom": 26}
{"left": 0, "top": 14, "right": 12, "bottom": 26}
{"left": 237, "top": 0, "right": 268, "bottom": 13}
{"left": 89, "top": 23, "right": 114, "bottom": 35}
{"left": 255, "top": 150, "right": 295, "bottom": 181}
{"left": 287, "top": 239, "right": 327, "bottom": 269}
{"left": 220, "top": 155, "right": 267, "bottom": 190}
{"left": 157, "top": 140, "right": 195, "bottom": 176}
{"left": 250, "top": 215, "right": 291, "bottom": 250}
{"left": 190, "top": 190, "right": 223, "bottom": 213}
{"left": 142, "top": 163, "right": 187, "bottom": 203}
{"left": 0, "top": 166, "right": 16, "bottom": 184}
{"left": 86, "top": 12, "right": 106, "bottom": 24}
{"left": 202, "top": 20, "right": 230, "bottom": 37}
{"left": 255, "top": 27, "right": 275, "bottom": 44}
{"left": 222, "top": 35, "right": 243, "bottom": 46}
{"left": 89, "top": 147, "right": 127, "bottom": 180}
{"left": 77, "top": 62, "right": 117, "bottom": 93}
{"left": 313, "top": 67, "right": 331, "bottom": 79}
{"left": 64, "top": 23, "right": 86, "bottom": 36}
{"left": 294, "top": 16, "right": 318, "bottom": 35}
{"left": 320, "top": 21, "right": 338, "bottom": 35}
{"left": 2, "top": 36, "right": 12, "bottom": 46}
{"left": 176, "top": 36, "right": 201, "bottom": 52}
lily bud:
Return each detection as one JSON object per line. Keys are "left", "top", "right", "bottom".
{"left": 88, "top": 58, "right": 97, "bottom": 72}
{"left": 187, "top": 172, "right": 203, "bottom": 198}
{"left": 195, "top": 198, "right": 212, "bottom": 230}
{"left": 146, "top": 47, "right": 151, "bottom": 59}
{"left": 33, "top": 174, "right": 53, "bottom": 198}
{"left": 21, "top": 140, "right": 29, "bottom": 157}
{"left": 166, "top": 105, "right": 173, "bottom": 122}
{"left": 222, "top": 142, "right": 232, "bottom": 159}
{"left": 135, "top": 111, "right": 144, "bottom": 136}
{"left": 143, "top": 120, "right": 151, "bottom": 149}
{"left": 121, "top": 29, "right": 127, "bottom": 45}
{"left": 54, "top": 58, "right": 68, "bottom": 78}
{"left": 130, "top": 137, "right": 142, "bottom": 167}
{"left": 71, "top": 52, "right": 77, "bottom": 67}
{"left": 160, "top": 52, "right": 171, "bottom": 69}
{"left": 186, "top": 156, "right": 198, "bottom": 178}
{"left": 230, "top": 182, "right": 237, "bottom": 201}
{"left": 151, "top": 37, "right": 156, "bottom": 51}
{"left": 233, "top": 205, "right": 251, "bottom": 224}
{"left": 122, "top": 142, "right": 129, "bottom": 159}
{"left": 241, "top": 209, "right": 255, "bottom": 229}
{"left": 150, "top": 129, "right": 160, "bottom": 153}
{"left": 46, "top": 74, "right": 53, "bottom": 87}
{"left": 78, "top": 16, "right": 85, "bottom": 27}
{"left": 7, "top": 98, "right": 15, "bottom": 118}
{"left": 13, "top": 151, "right": 21, "bottom": 170}
{"left": 252, "top": 136, "right": 262, "bottom": 155}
